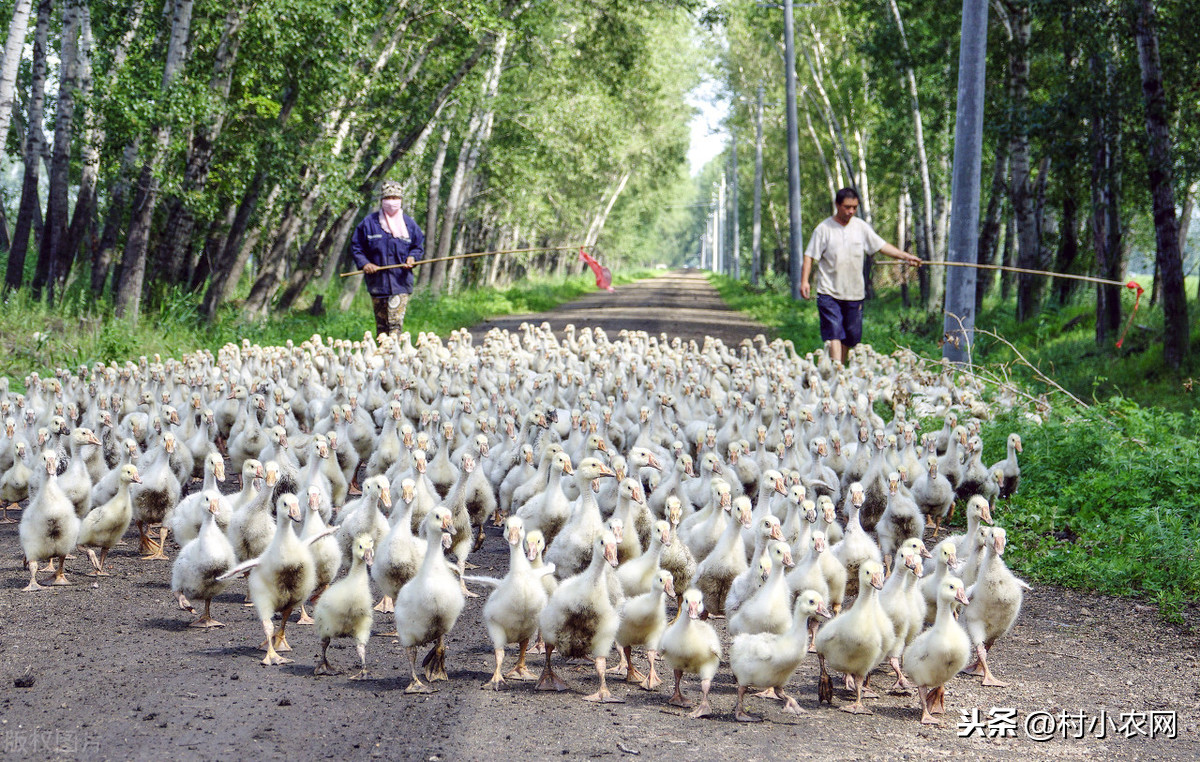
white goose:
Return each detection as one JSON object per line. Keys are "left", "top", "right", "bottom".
{"left": 170, "top": 492, "right": 236, "bottom": 627}
{"left": 614, "top": 568, "right": 675, "bottom": 690}
{"left": 660, "top": 588, "right": 722, "bottom": 718}
{"left": 394, "top": 506, "right": 463, "bottom": 693}
{"left": 19, "top": 451, "right": 80, "bottom": 590}
{"left": 78, "top": 464, "right": 141, "bottom": 576}
{"left": 313, "top": 534, "right": 375, "bottom": 679}
{"left": 903, "top": 575, "right": 972, "bottom": 725}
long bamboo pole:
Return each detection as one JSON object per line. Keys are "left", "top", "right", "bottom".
{"left": 340, "top": 245, "right": 582, "bottom": 277}
{"left": 878, "top": 258, "right": 1141, "bottom": 290}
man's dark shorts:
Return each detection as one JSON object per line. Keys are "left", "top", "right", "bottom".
{"left": 816, "top": 293, "right": 863, "bottom": 348}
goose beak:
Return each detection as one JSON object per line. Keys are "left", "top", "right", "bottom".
{"left": 562, "top": 462, "right": 574, "bottom": 475}
{"left": 526, "top": 543, "right": 539, "bottom": 562}
{"left": 289, "top": 504, "right": 302, "bottom": 522}
{"left": 815, "top": 601, "right": 834, "bottom": 619}
{"left": 981, "top": 503, "right": 994, "bottom": 525}
{"left": 131, "top": 473, "right": 143, "bottom": 484}
{"left": 363, "top": 547, "right": 375, "bottom": 567}
{"left": 507, "top": 527, "right": 522, "bottom": 545}
{"left": 604, "top": 542, "right": 619, "bottom": 567}
{"left": 663, "top": 578, "right": 676, "bottom": 598}
{"left": 87, "top": 432, "right": 102, "bottom": 446}
{"left": 633, "top": 486, "right": 645, "bottom": 504}
{"left": 919, "top": 543, "right": 932, "bottom": 559}
{"left": 687, "top": 600, "right": 702, "bottom": 620}
{"left": 380, "top": 487, "right": 392, "bottom": 508}
{"left": 647, "top": 454, "right": 662, "bottom": 471}
{"left": 775, "top": 479, "right": 787, "bottom": 495}
{"left": 815, "top": 535, "right": 826, "bottom": 552}
{"left": 770, "top": 524, "right": 784, "bottom": 541}
{"left": 215, "top": 463, "right": 226, "bottom": 482}
{"left": 994, "top": 534, "right": 1006, "bottom": 555}
{"left": 783, "top": 551, "right": 795, "bottom": 568}
{"left": 661, "top": 528, "right": 672, "bottom": 546}
{"left": 956, "top": 587, "right": 971, "bottom": 606}
{"left": 871, "top": 571, "right": 885, "bottom": 590}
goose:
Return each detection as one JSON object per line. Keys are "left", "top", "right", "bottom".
{"left": 660, "top": 588, "right": 722, "bottom": 718}
{"left": 299, "top": 484, "right": 343, "bottom": 624}
{"left": 510, "top": 441, "right": 565, "bottom": 515}
{"left": 313, "top": 534, "right": 375, "bottom": 679}
{"left": 920, "top": 539, "right": 960, "bottom": 625}
{"left": 786, "top": 531, "right": 839, "bottom": 650}
{"left": 778, "top": 483, "right": 810, "bottom": 547}
{"left": 462, "top": 435, "right": 497, "bottom": 550}
{"left": 90, "top": 438, "right": 139, "bottom": 509}
{"left": 730, "top": 589, "right": 831, "bottom": 721}
{"left": 78, "top": 464, "right": 141, "bottom": 576}
{"left": 940, "top": 495, "right": 994, "bottom": 574}
{"left": 60, "top": 427, "right": 103, "bottom": 518}
{"left": 614, "top": 568, "right": 675, "bottom": 690}
{"left": 937, "top": 426, "right": 968, "bottom": 498}
{"left": 878, "top": 539, "right": 928, "bottom": 693}
{"left": 394, "top": 506, "right": 463, "bottom": 693}
{"left": 682, "top": 478, "right": 732, "bottom": 561}
{"left": 427, "top": 421, "right": 461, "bottom": 498}
{"left": 227, "top": 461, "right": 279, "bottom": 563}
{"left": 404, "top": 449, "right": 440, "bottom": 533}
{"left": 961, "top": 526, "right": 1029, "bottom": 687}
{"left": 171, "top": 452, "right": 230, "bottom": 546}
{"left": 728, "top": 540, "right": 795, "bottom": 637}
{"left": 19, "top": 451, "right": 80, "bottom": 590}
{"left": 170, "top": 492, "right": 236, "bottom": 627}
{"left": 610, "top": 478, "right": 647, "bottom": 563}
{"left": 876, "top": 471, "right": 925, "bottom": 571}
{"left": 814, "top": 560, "right": 888, "bottom": 714}
{"left": 830, "top": 483, "right": 881, "bottom": 595}
{"left": 903, "top": 575, "right": 972, "bottom": 725}
{"left": 694, "top": 494, "right": 753, "bottom": 617}
{"left": 536, "top": 530, "right": 623, "bottom": 702}
{"left": 515, "top": 451, "right": 574, "bottom": 543}
{"left": 218, "top": 494, "right": 324, "bottom": 665}
{"left": 468, "top": 517, "right": 554, "bottom": 689}
{"left": 497, "top": 442, "right": 536, "bottom": 519}
{"left": 742, "top": 469, "right": 786, "bottom": 556}
{"left": 660, "top": 496, "right": 697, "bottom": 603}
{"left": 815, "top": 494, "right": 843, "bottom": 546}
{"left": 524, "top": 529, "right": 557, "bottom": 654}
{"left": 0, "top": 440, "right": 33, "bottom": 523}
{"left": 911, "top": 455, "right": 955, "bottom": 535}
{"left": 726, "top": 514, "right": 785, "bottom": 616}
{"left": 334, "top": 474, "right": 390, "bottom": 566}
{"left": 956, "top": 435, "right": 998, "bottom": 504}
{"left": 545, "top": 457, "right": 617, "bottom": 579}
{"left": 131, "top": 432, "right": 183, "bottom": 560}
{"left": 371, "top": 478, "right": 422, "bottom": 615}
{"left": 989, "top": 432, "right": 1023, "bottom": 499}
{"left": 441, "top": 452, "right": 480, "bottom": 595}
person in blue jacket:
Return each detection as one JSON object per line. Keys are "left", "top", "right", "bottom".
{"left": 350, "top": 180, "right": 425, "bottom": 337}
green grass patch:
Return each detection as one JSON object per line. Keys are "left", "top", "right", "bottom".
{"left": 0, "top": 269, "right": 654, "bottom": 387}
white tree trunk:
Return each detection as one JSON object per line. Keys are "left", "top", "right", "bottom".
{"left": 0, "top": 0, "right": 33, "bottom": 152}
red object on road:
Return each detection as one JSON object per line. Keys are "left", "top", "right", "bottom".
{"left": 579, "top": 247, "right": 614, "bottom": 292}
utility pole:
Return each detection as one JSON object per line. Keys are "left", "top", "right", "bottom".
{"left": 752, "top": 84, "right": 765, "bottom": 286}
{"left": 730, "top": 132, "right": 741, "bottom": 279}
{"left": 943, "top": 0, "right": 989, "bottom": 363}
{"left": 783, "top": 0, "right": 804, "bottom": 300}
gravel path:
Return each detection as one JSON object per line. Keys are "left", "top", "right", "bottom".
{"left": 0, "top": 272, "right": 1196, "bottom": 761}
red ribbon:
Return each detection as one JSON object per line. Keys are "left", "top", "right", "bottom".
{"left": 1115, "top": 280, "right": 1144, "bottom": 349}
{"left": 579, "top": 247, "right": 614, "bottom": 292}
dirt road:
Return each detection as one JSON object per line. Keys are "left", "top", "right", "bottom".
{"left": 1, "top": 272, "right": 1196, "bottom": 761}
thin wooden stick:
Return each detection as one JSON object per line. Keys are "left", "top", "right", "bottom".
{"left": 878, "top": 258, "right": 1136, "bottom": 289}
{"left": 340, "top": 245, "right": 582, "bottom": 277}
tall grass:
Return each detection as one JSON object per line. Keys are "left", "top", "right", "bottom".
{"left": 0, "top": 269, "right": 653, "bottom": 387}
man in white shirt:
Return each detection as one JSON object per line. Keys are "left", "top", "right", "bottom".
{"left": 800, "top": 188, "right": 922, "bottom": 364}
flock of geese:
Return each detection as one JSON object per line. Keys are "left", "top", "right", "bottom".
{"left": 1, "top": 324, "right": 1029, "bottom": 726}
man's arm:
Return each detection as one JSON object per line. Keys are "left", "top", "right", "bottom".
{"left": 800, "top": 256, "right": 814, "bottom": 300}
{"left": 876, "top": 241, "right": 922, "bottom": 266}
{"left": 350, "top": 223, "right": 379, "bottom": 274}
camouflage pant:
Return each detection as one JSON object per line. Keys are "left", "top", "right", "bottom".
{"left": 372, "top": 293, "right": 410, "bottom": 337}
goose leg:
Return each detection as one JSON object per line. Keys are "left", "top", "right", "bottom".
{"left": 422, "top": 636, "right": 449, "bottom": 681}
{"left": 887, "top": 657, "right": 914, "bottom": 693}
{"left": 505, "top": 639, "right": 537, "bottom": 681}
{"left": 404, "top": 646, "right": 435, "bottom": 693}
{"left": 687, "top": 678, "right": 712, "bottom": 718}
{"left": 274, "top": 606, "right": 294, "bottom": 652}
{"left": 583, "top": 656, "right": 624, "bottom": 703}
{"left": 483, "top": 647, "right": 507, "bottom": 690}
{"left": 860, "top": 672, "right": 879, "bottom": 699}
{"left": 734, "top": 685, "right": 762, "bottom": 722}
{"left": 535, "top": 644, "right": 569, "bottom": 692}
{"left": 807, "top": 617, "right": 820, "bottom": 653}
{"left": 667, "top": 669, "right": 692, "bottom": 708}
{"left": 21, "top": 559, "right": 43, "bottom": 591}
{"left": 296, "top": 603, "right": 314, "bottom": 625}
{"left": 85, "top": 548, "right": 111, "bottom": 577}
{"left": 975, "top": 643, "right": 1008, "bottom": 687}
{"left": 458, "top": 558, "right": 478, "bottom": 598}
{"left": 529, "top": 631, "right": 546, "bottom": 654}
{"left": 142, "top": 524, "right": 170, "bottom": 561}
{"left": 779, "top": 686, "right": 806, "bottom": 715}
{"left": 753, "top": 686, "right": 781, "bottom": 699}
{"left": 349, "top": 642, "right": 369, "bottom": 680}
{"left": 260, "top": 619, "right": 292, "bottom": 665}
{"left": 373, "top": 595, "right": 394, "bottom": 613}
{"left": 314, "top": 637, "right": 337, "bottom": 675}
{"left": 0, "top": 503, "right": 19, "bottom": 523}
{"left": 621, "top": 646, "right": 646, "bottom": 684}
{"left": 639, "top": 650, "right": 662, "bottom": 690}
{"left": 918, "top": 685, "right": 941, "bottom": 725}
{"left": 50, "top": 555, "right": 71, "bottom": 586}
{"left": 189, "top": 599, "right": 224, "bottom": 628}
{"left": 840, "top": 673, "right": 872, "bottom": 714}
{"left": 817, "top": 656, "right": 833, "bottom": 705}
